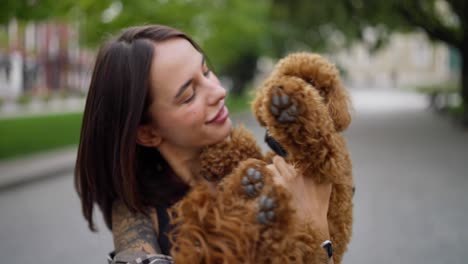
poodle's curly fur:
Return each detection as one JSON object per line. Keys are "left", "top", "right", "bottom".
{"left": 168, "top": 53, "right": 354, "bottom": 263}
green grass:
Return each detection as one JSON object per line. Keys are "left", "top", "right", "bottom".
{"left": 448, "top": 103, "right": 465, "bottom": 115}
{"left": 410, "top": 81, "right": 459, "bottom": 94}
{"left": 0, "top": 113, "right": 83, "bottom": 160}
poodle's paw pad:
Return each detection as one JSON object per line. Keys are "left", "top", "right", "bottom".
{"left": 256, "top": 195, "right": 277, "bottom": 225}
{"left": 269, "top": 86, "right": 298, "bottom": 123}
{"left": 241, "top": 167, "right": 264, "bottom": 198}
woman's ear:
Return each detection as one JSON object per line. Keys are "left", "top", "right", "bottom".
{"left": 136, "top": 124, "right": 162, "bottom": 147}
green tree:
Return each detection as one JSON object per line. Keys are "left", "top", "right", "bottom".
{"left": 347, "top": 0, "right": 467, "bottom": 120}
{"left": 396, "top": 1, "right": 466, "bottom": 119}
{"left": 0, "top": 0, "right": 80, "bottom": 23}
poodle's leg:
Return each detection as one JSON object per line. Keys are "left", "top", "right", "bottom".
{"left": 255, "top": 75, "right": 348, "bottom": 184}
{"left": 170, "top": 158, "right": 330, "bottom": 263}
{"left": 221, "top": 159, "right": 331, "bottom": 264}
{"left": 168, "top": 183, "right": 218, "bottom": 263}
{"left": 327, "top": 184, "right": 354, "bottom": 264}
{"left": 169, "top": 159, "right": 276, "bottom": 263}
{"left": 255, "top": 76, "right": 354, "bottom": 263}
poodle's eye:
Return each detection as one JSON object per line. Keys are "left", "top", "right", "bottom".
{"left": 307, "top": 79, "right": 316, "bottom": 87}
{"left": 319, "top": 89, "right": 328, "bottom": 98}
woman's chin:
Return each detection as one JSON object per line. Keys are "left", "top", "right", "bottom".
{"left": 210, "top": 118, "right": 233, "bottom": 144}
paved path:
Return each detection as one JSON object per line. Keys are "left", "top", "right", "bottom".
{"left": 0, "top": 89, "right": 467, "bottom": 263}
{"left": 0, "top": 147, "right": 77, "bottom": 190}
{"left": 344, "top": 90, "right": 468, "bottom": 264}
{"left": 0, "top": 174, "right": 112, "bottom": 263}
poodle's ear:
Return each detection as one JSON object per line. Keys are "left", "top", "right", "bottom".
{"left": 251, "top": 87, "right": 267, "bottom": 127}
{"left": 327, "top": 81, "right": 352, "bottom": 132}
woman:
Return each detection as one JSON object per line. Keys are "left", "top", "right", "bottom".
{"left": 75, "top": 25, "right": 333, "bottom": 263}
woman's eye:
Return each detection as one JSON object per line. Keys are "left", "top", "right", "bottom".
{"left": 183, "top": 90, "right": 196, "bottom": 103}
{"left": 203, "top": 69, "right": 211, "bottom": 76}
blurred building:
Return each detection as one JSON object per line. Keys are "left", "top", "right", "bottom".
{"left": 0, "top": 19, "right": 94, "bottom": 99}
{"left": 334, "top": 32, "right": 456, "bottom": 89}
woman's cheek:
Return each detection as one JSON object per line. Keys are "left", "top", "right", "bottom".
{"left": 185, "top": 108, "right": 202, "bottom": 126}
{"left": 187, "top": 103, "right": 198, "bottom": 115}
{"left": 189, "top": 101, "right": 205, "bottom": 121}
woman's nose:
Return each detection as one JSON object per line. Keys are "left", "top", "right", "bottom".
{"left": 206, "top": 77, "right": 226, "bottom": 105}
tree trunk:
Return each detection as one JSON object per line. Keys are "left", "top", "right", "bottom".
{"left": 461, "top": 46, "right": 468, "bottom": 126}
{"left": 226, "top": 53, "right": 258, "bottom": 96}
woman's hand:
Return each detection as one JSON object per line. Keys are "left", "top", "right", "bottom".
{"left": 266, "top": 156, "right": 332, "bottom": 233}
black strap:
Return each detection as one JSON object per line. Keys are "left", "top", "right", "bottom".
{"left": 156, "top": 205, "right": 172, "bottom": 256}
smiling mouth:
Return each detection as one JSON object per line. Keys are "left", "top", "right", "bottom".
{"left": 207, "top": 105, "right": 229, "bottom": 124}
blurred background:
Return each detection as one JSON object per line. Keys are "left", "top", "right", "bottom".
{"left": 0, "top": 0, "right": 466, "bottom": 263}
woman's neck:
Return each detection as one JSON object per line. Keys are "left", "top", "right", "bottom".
{"left": 158, "top": 143, "right": 202, "bottom": 186}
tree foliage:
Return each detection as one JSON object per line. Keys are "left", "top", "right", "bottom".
{"left": 271, "top": 0, "right": 467, "bottom": 115}
{"left": 1, "top": 0, "right": 271, "bottom": 94}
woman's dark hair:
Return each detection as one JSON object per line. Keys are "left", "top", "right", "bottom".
{"left": 75, "top": 25, "right": 202, "bottom": 231}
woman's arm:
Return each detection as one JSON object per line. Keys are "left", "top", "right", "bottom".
{"left": 110, "top": 201, "right": 175, "bottom": 263}
{"left": 111, "top": 201, "right": 161, "bottom": 255}
{"left": 268, "top": 156, "right": 335, "bottom": 263}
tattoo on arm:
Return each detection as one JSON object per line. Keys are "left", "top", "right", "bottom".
{"left": 112, "top": 201, "right": 161, "bottom": 254}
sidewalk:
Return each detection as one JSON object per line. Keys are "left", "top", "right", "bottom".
{"left": 0, "top": 97, "right": 85, "bottom": 120}
{"left": 0, "top": 146, "right": 77, "bottom": 190}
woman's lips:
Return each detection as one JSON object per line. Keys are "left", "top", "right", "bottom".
{"left": 207, "top": 106, "right": 229, "bottom": 124}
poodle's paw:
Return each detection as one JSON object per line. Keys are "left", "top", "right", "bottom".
{"left": 256, "top": 194, "right": 277, "bottom": 225}
{"left": 218, "top": 158, "right": 296, "bottom": 230}
{"left": 269, "top": 86, "right": 299, "bottom": 123}
{"left": 233, "top": 162, "right": 294, "bottom": 228}
{"left": 242, "top": 167, "right": 265, "bottom": 198}
{"left": 260, "top": 75, "right": 333, "bottom": 136}
{"left": 218, "top": 159, "right": 273, "bottom": 201}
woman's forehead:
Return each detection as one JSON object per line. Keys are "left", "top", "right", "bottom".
{"left": 150, "top": 38, "right": 202, "bottom": 98}
{"left": 154, "top": 38, "right": 199, "bottom": 62}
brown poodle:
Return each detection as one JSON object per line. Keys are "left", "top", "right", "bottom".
{"left": 167, "top": 53, "right": 354, "bottom": 264}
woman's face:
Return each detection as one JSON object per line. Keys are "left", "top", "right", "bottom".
{"left": 145, "top": 38, "right": 232, "bottom": 151}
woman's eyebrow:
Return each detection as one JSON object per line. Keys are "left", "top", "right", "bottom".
{"left": 174, "top": 54, "right": 206, "bottom": 100}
